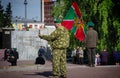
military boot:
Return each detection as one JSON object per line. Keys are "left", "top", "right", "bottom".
{"left": 60, "top": 75, "right": 67, "bottom": 78}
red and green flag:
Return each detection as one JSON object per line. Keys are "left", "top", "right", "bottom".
{"left": 62, "top": 1, "right": 86, "bottom": 41}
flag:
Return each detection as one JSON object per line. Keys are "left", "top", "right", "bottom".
{"left": 75, "top": 20, "right": 86, "bottom": 41}
{"left": 62, "top": 1, "right": 86, "bottom": 41}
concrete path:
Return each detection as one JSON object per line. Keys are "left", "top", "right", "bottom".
{"left": 0, "top": 49, "right": 120, "bottom": 78}
{"left": 0, "top": 60, "right": 120, "bottom": 78}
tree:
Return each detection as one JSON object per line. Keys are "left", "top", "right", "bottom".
{"left": 109, "top": 0, "right": 120, "bottom": 51}
{"left": 52, "top": 0, "right": 120, "bottom": 51}
{"left": 4, "top": 2, "right": 12, "bottom": 27}
{"left": 0, "top": 1, "right": 4, "bottom": 28}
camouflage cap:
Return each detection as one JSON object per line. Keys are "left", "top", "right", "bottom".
{"left": 54, "top": 19, "right": 62, "bottom": 23}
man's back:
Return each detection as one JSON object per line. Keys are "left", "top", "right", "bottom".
{"left": 38, "top": 48, "right": 45, "bottom": 56}
{"left": 86, "top": 29, "right": 98, "bottom": 48}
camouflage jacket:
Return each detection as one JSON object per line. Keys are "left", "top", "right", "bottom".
{"left": 39, "top": 26, "right": 69, "bottom": 49}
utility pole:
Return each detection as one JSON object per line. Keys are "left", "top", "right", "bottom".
{"left": 41, "top": 0, "right": 44, "bottom": 23}
{"left": 24, "top": 0, "right": 28, "bottom": 30}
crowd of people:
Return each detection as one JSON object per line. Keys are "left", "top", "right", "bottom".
{"left": 95, "top": 48, "right": 120, "bottom": 66}
{"left": 2, "top": 19, "right": 119, "bottom": 78}
{"left": 4, "top": 48, "right": 19, "bottom": 66}
{"left": 71, "top": 47, "right": 120, "bottom": 66}
{"left": 71, "top": 46, "right": 84, "bottom": 65}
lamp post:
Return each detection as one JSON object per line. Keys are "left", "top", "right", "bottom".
{"left": 24, "top": 0, "right": 28, "bottom": 30}
{"left": 15, "top": 16, "right": 18, "bottom": 30}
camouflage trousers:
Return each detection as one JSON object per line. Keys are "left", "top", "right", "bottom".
{"left": 52, "top": 48, "right": 67, "bottom": 76}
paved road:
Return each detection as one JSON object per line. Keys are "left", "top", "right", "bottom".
{"left": 0, "top": 49, "right": 120, "bottom": 78}
{"left": 0, "top": 60, "right": 120, "bottom": 78}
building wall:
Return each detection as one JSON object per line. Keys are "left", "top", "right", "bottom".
{"left": 11, "top": 27, "right": 55, "bottom": 60}
{"left": 11, "top": 30, "right": 47, "bottom": 60}
{"left": 2, "top": 28, "right": 15, "bottom": 49}
{"left": 44, "top": 0, "right": 50, "bottom": 2}
{"left": 44, "top": 1, "right": 54, "bottom": 25}
{"left": 0, "top": 29, "right": 2, "bottom": 49}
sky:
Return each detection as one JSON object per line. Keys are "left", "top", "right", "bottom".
{"left": 1, "top": 0, "right": 41, "bottom": 21}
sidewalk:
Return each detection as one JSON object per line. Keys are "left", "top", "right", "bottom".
{"left": 0, "top": 60, "right": 120, "bottom": 78}
{"left": 0, "top": 60, "right": 52, "bottom": 71}
{"left": 0, "top": 49, "right": 120, "bottom": 78}
{"left": 0, "top": 59, "right": 119, "bottom": 71}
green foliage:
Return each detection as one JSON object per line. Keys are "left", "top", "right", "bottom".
{"left": 0, "top": 2, "right": 12, "bottom": 28}
{"left": 52, "top": 0, "right": 120, "bottom": 52}
{"left": 113, "top": 20, "right": 120, "bottom": 51}
{"left": 52, "top": 0, "right": 73, "bottom": 20}
{"left": 0, "top": 1, "right": 4, "bottom": 28}
{"left": 4, "top": 2, "right": 12, "bottom": 27}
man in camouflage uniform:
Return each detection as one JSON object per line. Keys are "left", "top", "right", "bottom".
{"left": 38, "top": 19, "right": 69, "bottom": 78}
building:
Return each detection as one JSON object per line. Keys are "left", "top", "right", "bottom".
{"left": 12, "top": 20, "right": 44, "bottom": 30}
{"left": 44, "top": 0, "right": 55, "bottom": 25}
{"left": 11, "top": 0, "right": 56, "bottom": 29}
